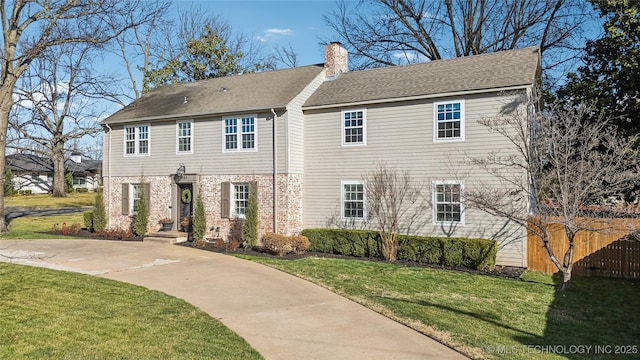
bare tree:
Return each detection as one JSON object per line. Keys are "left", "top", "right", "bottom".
{"left": 465, "top": 91, "right": 640, "bottom": 290}
{"left": 364, "top": 163, "right": 425, "bottom": 262}
{"left": 0, "top": 0, "right": 162, "bottom": 230}
{"left": 272, "top": 43, "right": 300, "bottom": 68}
{"left": 11, "top": 42, "right": 114, "bottom": 197}
{"left": 324, "top": 0, "right": 593, "bottom": 81}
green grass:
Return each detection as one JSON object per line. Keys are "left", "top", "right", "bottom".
{"left": 0, "top": 262, "right": 263, "bottom": 359}
{"left": 2, "top": 213, "right": 85, "bottom": 239}
{"left": 238, "top": 255, "right": 640, "bottom": 360}
{"left": 5, "top": 192, "right": 95, "bottom": 208}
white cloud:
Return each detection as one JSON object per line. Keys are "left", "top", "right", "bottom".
{"left": 256, "top": 28, "right": 293, "bottom": 42}
{"left": 392, "top": 51, "right": 429, "bottom": 64}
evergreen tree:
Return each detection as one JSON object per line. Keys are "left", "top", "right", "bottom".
{"left": 143, "top": 25, "right": 250, "bottom": 93}
{"left": 192, "top": 186, "right": 207, "bottom": 246}
{"left": 242, "top": 183, "right": 259, "bottom": 248}
{"left": 4, "top": 169, "right": 15, "bottom": 196}
{"left": 93, "top": 188, "right": 107, "bottom": 232}
{"left": 133, "top": 184, "right": 149, "bottom": 236}
{"left": 64, "top": 172, "right": 74, "bottom": 193}
{"left": 557, "top": 0, "right": 640, "bottom": 137}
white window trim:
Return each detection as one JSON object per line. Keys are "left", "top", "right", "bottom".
{"left": 341, "top": 180, "right": 366, "bottom": 221}
{"left": 433, "top": 99, "right": 465, "bottom": 143}
{"left": 176, "top": 120, "right": 194, "bottom": 155}
{"left": 123, "top": 123, "right": 151, "bottom": 157}
{"left": 432, "top": 180, "right": 465, "bottom": 226}
{"left": 222, "top": 114, "right": 258, "bottom": 153}
{"left": 231, "top": 182, "right": 249, "bottom": 218}
{"left": 341, "top": 109, "right": 367, "bottom": 146}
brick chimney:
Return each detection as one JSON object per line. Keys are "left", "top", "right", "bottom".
{"left": 324, "top": 42, "right": 348, "bottom": 78}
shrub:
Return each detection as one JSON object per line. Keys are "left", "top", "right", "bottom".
{"left": 83, "top": 210, "right": 94, "bottom": 230}
{"left": 242, "top": 183, "right": 259, "bottom": 248}
{"left": 92, "top": 189, "right": 107, "bottom": 232}
{"left": 227, "top": 239, "right": 240, "bottom": 251}
{"left": 290, "top": 235, "right": 310, "bottom": 254}
{"left": 261, "top": 233, "right": 310, "bottom": 256}
{"left": 261, "top": 233, "right": 291, "bottom": 255}
{"left": 302, "top": 228, "right": 497, "bottom": 271}
{"left": 133, "top": 184, "right": 149, "bottom": 236}
{"left": 68, "top": 223, "right": 81, "bottom": 235}
{"left": 76, "top": 187, "right": 89, "bottom": 193}
{"left": 301, "top": 229, "right": 381, "bottom": 257}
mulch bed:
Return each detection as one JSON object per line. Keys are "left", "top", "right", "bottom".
{"left": 61, "top": 229, "right": 525, "bottom": 279}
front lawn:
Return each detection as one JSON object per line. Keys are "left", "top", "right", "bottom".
{"left": 4, "top": 192, "right": 95, "bottom": 208}
{"left": 0, "top": 263, "right": 262, "bottom": 359}
{"left": 2, "top": 213, "right": 85, "bottom": 239}
{"left": 239, "top": 255, "right": 640, "bottom": 360}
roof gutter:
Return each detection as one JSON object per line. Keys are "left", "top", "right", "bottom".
{"left": 302, "top": 84, "right": 533, "bottom": 111}
{"left": 102, "top": 106, "right": 288, "bottom": 126}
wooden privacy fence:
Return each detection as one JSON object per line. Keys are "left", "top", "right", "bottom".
{"left": 527, "top": 218, "right": 640, "bottom": 279}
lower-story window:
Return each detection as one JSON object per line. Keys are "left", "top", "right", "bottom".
{"left": 342, "top": 181, "right": 365, "bottom": 219}
{"left": 433, "top": 181, "right": 463, "bottom": 224}
{"left": 121, "top": 183, "right": 149, "bottom": 216}
{"left": 234, "top": 183, "right": 249, "bottom": 217}
{"left": 131, "top": 184, "right": 143, "bottom": 214}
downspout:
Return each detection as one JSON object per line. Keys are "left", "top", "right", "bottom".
{"left": 105, "top": 124, "right": 112, "bottom": 229}
{"left": 271, "top": 108, "right": 278, "bottom": 233}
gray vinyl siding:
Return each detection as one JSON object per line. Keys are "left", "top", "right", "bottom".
{"left": 105, "top": 111, "right": 289, "bottom": 177}
{"left": 286, "top": 71, "right": 326, "bottom": 174}
{"left": 302, "top": 92, "right": 529, "bottom": 267}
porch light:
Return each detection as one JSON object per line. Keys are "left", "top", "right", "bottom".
{"left": 175, "top": 164, "right": 185, "bottom": 180}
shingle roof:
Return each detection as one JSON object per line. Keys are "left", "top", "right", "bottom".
{"left": 303, "top": 46, "right": 541, "bottom": 109}
{"left": 102, "top": 65, "right": 325, "bottom": 124}
{"left": 6, "top": 154, "right": 101, "bottom": 174}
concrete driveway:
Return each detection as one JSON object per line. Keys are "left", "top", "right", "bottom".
{"left": 0, "top": 239, "right": 468, "bottom": 360}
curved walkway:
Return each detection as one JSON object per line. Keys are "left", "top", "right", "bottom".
{"left": 0, "top": 239, "right": 467, "bottom": 360}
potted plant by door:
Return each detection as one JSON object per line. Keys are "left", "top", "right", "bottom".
{"left": 180, "top": 217, "right": 192, "bottom": 232}
{"left": 159, "top": 218, "right": 173, "bottom": 231}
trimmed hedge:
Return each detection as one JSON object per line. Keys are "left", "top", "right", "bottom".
{"left": 301, "top": 228, "right": 496, "bottom": 271}
{"left": 83, "top": 210, "right": 94, "bottom": 230}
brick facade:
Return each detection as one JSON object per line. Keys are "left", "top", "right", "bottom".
{"left": 105, "top": 173, "right": 303, "bottom": 241}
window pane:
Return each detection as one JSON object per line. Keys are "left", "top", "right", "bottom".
{"left": 343, "top": 111, "right": 364, "bottom": 144}
{"left": 234, "top": 184, "right": 249, "bottom": 216}
{"left": 435, "top": 184, "right": 461, "bottom": 222}
{"left": 343, "top": 183, "right": 364, "bottom": 218}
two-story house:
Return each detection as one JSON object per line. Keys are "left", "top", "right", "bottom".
{"left": 102, "top": 43, "right": 540, "bottom": 267}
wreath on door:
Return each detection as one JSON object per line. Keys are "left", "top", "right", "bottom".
{"left": 181, "top": 189, "right": 192, "bottom": 204}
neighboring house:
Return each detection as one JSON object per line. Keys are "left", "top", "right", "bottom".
{"left": 101, "top": 43, "right": 540, "bottom": 267}
{"left": 6, "top": 153, "right": 102, "bottom": 193}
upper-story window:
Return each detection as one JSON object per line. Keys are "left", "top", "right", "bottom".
{"left": 342, "top": 181, "right": 365, "bottom": 220}
{"left": 342, "top": 109, "right": 366, "bottom": 146}
{"left": 433, "top": 181, "right": 464, "bottom": 224}
{"left": 434, "top": 100, "right": 464, "bottom": 142}
{"left": 224, "top": 115, "right": 256, "bottom": 152}
{"left": 177, "top": 120, "right": 193, "bottom": 154}
{"left": 124, "top": 124, "right": 150, "bottom": 156}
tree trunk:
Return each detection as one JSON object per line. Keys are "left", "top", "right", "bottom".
{"left": 52, "top": 141, "right": 66, "bottom": 197}
{"left": 0, "top": 99, "right": 11, "bottom": 232}
{"left": 560, "top": 269, "right": 572, "bottom": 290}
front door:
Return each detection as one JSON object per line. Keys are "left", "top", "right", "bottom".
{"left": 178, "top": 183, "right": 193, "bottom": 231}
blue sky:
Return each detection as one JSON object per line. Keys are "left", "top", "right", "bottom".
{"left": 175, "top": 0, "right": 339, "bottom": 66}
